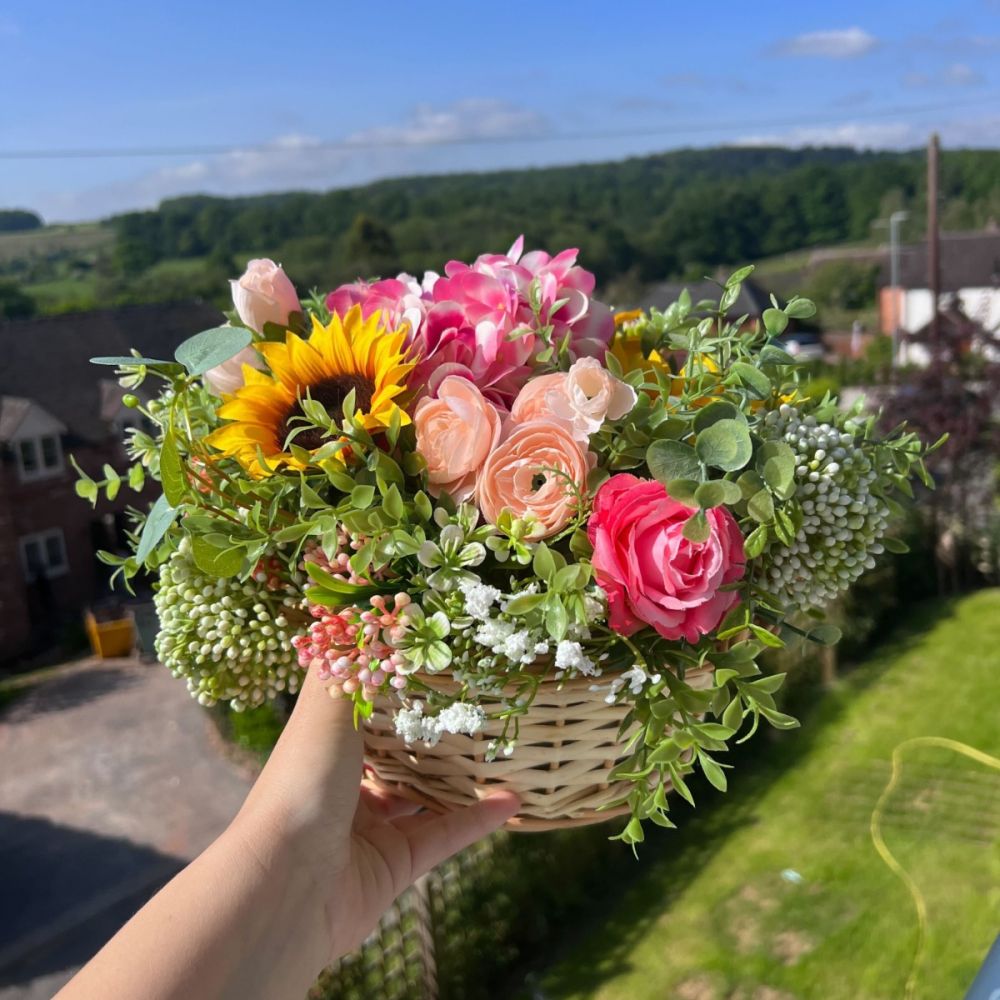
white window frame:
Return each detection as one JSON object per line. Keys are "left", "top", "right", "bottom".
{"left": 14, "top": 432, "right": 64, "bottom": 482}
{"left": 19, "top": 528, "right": 69, "bottom": 581}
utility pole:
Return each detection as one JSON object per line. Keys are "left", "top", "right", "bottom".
{"left": 927, "top": 133, "right": 941, "bottom": 365}
{"left": 888, "top": 210, "right": 908, "bottom": 369}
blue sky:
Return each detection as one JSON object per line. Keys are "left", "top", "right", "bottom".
{"left": 3, "top": 0, "right": 1000, "bottom": 221}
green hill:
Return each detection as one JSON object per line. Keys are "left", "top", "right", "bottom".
{"left": 3, "top": 145, "right": 999, "bottom": 315}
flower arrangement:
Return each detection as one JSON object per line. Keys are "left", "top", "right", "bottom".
{"left": 78, "top": 243, "right": 936, "bottom": 844}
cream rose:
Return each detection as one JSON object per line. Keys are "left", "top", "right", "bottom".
{"left": 414, "top": 376, "right": 502, "bottom": 501}
{"left": 547, "top": 357, "right": 637, "bottom": 440}
{"left": 230, "top": 258, "right": 301, "bottom": 334}
{"left": 477, "top": 419, "right": 592, "bottom": 539}
{"left": 203, "top": 345, "right": 266, "bottom": 396}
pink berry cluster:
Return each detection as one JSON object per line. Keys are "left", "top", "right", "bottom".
{"left": 291, "top": 593, "right": 413, "bottom": 701}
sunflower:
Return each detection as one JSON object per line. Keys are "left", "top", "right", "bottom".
{"left": 205, "top": 306, "right": 412, "bottom": 477}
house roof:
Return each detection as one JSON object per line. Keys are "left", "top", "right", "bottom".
{"left": 0, "top": 301, "right": 221, "bottom": 444}
{"left": 892, "top": 228, "right": 1000, "bottom": 292}
{"left": 637, "top": 278, "right": 771, "bottom": 319}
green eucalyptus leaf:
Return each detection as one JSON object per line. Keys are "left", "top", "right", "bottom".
{"left": 695, "top": 479, "right": 742, "bottom": 509}
{"left": 695, "top": 419, "right": 752, "bottom": 472}
{"left": 647, "top": 440, "right": 701, "bottom": 484}
{"left": 807, "top": 623, "right": 843, "bottom": 646}
{"left": 175, "top": 326, "right": 252, "bottom": 376}
{"left": 784, "top": 297, "right": 816, "bottom": 319}
{"left": 747, "top": 489, "right": 775, "bottom": 523}
{"left": 682, "top": 511, "right": 711, "bottom": 542}
{"left": 693, "top": 400, "right": 743, "bottom": 432}
{"left": 666, "top": 478, "right": 700, "bottom": 505}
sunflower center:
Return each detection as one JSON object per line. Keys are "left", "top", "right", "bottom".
{"left": 280, "top": 375, "right": 375, "bottom": 451}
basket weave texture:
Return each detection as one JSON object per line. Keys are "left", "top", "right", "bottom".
{"left": 363, "top": 663, "right": 715, "bottom": 832}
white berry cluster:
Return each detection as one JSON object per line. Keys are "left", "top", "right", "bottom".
{"left": 154, "top": 539, "right": 304, "bottom": 711}
{"left": 761, "top": 405, "right": 888, "bottom": 608}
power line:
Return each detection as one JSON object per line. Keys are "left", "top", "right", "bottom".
{"left": 2, "top": 94, "right": 999, "bottom": 161}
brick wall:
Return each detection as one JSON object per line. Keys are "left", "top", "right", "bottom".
{"left": 0, "top": 436, "right": 147, "bottom": 662}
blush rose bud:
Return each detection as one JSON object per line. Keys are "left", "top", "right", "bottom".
{"left": 230, "top": 258, "right": 301, "bottom": 335}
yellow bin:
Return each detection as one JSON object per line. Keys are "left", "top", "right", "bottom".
{"left": 85, "top": 611, "right": 136, "bottom": 659}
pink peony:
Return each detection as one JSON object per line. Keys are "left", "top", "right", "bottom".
{"left": 231, "top": 259, "right": 301, "bottom": 334}
{"left": 325, "top": 238, "right": 614, "bottom": 406}
{"left": 413, "top": 376, "right": 502, "bottom": 502}
{"left": 478, "top": 420, "right": 593, "bottom": 540}
{"left": 587, "top": 474, "right": 745, "bottom": 643}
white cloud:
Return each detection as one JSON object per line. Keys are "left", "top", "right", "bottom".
{"left": 904, "top": 63, "right": 985, "bottom": 87}
{"left": 39, "top": 100, "right": 549, "bottom": 220}
{"left": 773, "top": 27, "right": 878, "bottom": 58}
{"left": 736, "top": 121, "right": 914, "bottom": 149}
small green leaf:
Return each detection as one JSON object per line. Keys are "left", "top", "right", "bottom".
{"left": 749, "top": 623, "right": 785, "bottom": 649}
{"left": 695, "top": 480, "right": 742, "bottom": 509}
{"left": 759, "top": 706, "right": 800, "bottom": 730}
{"left": 722, "top": 697, "right": 744, "bottom": 732}
{"left": 882, "top": 536, "right": 909, "bottom": 554}
{"left": 747, "top": 489, "right": 775, "bottom": 523}
{"left": 683, "top": 511, "right": 711, "bottom": 542}
{"left": 128, "top": 463, "right": 146, "bottom": 491}
{"left": 504, "top": 593, "right": 547, "bottom": 615}
{"left": 135, "top": 495, "right": 178, "bottom": 565}
{"left": 744, "top": 524, "right": 768, "bottom": 558}
{"left": 731, "top": 362, "right": 771, "bottom": 398}
{"left": 190, "top": 536, "right": 244, "bottom": 577}
{"left": 350, "top": 484, "right": 376, "bottom": 508}
{"left": 784, "top": 297, "right": 816, "bottom": 319}
{"left": 159, "top": 431, "right": 187, "bottom": 507}
{"left": 647, "top": 439, "right": 702, "bottom": 484}
{"left": 762, "top": 308, "right": 789, "bottom": 335}
{"left": 725, "top": 264, "right": 755, "bottom": 287}
{"left": 696, "top": 419, "right": 752, "bottom": 472}
{"left": 699, "top": 753, "right": 728, "bottom": 792}
{"left": 533, "top": 543, "right": 557, "bottom": 582}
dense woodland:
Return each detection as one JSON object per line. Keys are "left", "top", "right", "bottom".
{"left": 3, "top": 145, "right": 999, "bottom": 317}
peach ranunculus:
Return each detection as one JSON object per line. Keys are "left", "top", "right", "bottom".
{"left": 203, "top": 345, "right": 266, "bottom": 397}
{"left": 231, "top": 259, "right": 301, "bottom": 335}
{"left": 414, "top": 376, "right": 502, "bottom": 502}
{"left": 509, "top": 372, "right": 568, "bottom": 425}
{"left": 510, "top": 359, "right": 636, "bottom": 442}
{"left": 477, "top": 419, "right": 592, "bottom": 539}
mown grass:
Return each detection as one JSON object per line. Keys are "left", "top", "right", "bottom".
{"left": 532, "top": 591, "right": 1000, "bottom": 1000}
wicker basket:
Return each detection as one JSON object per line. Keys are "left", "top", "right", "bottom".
{"left": 363, "top": 663, "right": 715, "bottom": 832}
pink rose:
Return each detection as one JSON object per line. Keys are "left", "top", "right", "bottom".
{"left": 414, "top": 376, "right": 502, "bottom": 502}
{"left": 478, "top": 420, "right": 592, "bottom": 539}
{"left": 587, "top": 474, "right": 745, "bottom": 643}
{"left": 231, "top": 259, "right": 301, "bottom": 334}
{"left": 511, "top": 358, "right": 636, "bottom": 442}
{"left": 203, "top": 345, "right": 266, "bottom": 396}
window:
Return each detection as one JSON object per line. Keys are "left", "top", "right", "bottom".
{"left": 15, "top": 433, "right": 63, "bottom": 481}
{"left": 19, "top": 529, "right": 68, "bottom": 581}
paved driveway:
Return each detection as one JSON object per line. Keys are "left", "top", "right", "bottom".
{"left": 0, "top": 658, "right": 253, "bottom": 999}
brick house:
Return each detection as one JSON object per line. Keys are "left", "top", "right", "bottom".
{"left": 0, "top": 301, "right": 219, "bottom": 662}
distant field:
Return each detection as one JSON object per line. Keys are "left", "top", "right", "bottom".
{"left": 0, "top": 223, "right": 112, "bottom": 264}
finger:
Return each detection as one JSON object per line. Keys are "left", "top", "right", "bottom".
{"left": 401, "top": 792, "right": 520, "bottom": 879}
{"left": 359, "top": 781, "right": 424, "bottom": 821}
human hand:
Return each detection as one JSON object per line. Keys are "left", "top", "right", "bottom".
{"left": 232, "top": 668, "right": 520, "bottom": 963}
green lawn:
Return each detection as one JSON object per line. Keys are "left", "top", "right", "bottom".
{"left": 535, "top": 591, "right": 1000, "bottom": 1000}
